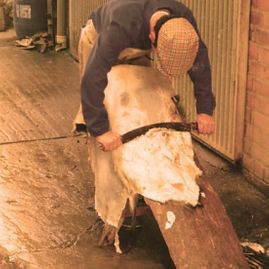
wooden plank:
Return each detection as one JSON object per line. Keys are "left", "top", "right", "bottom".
{"left": 145, "top": 175, "right": 249, "bottom": 268}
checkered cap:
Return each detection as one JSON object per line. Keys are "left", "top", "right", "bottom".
{"left": 155, "top": 18, "right": 199, "bottom": 78}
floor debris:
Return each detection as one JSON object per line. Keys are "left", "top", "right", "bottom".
{"left": 15, "top": 32, "right": 54, "bottom": 53}
{"left": 241, "top": 242, "right": 269, "bottom": 269}
{"left": 165, "top": 211, "right": 176, "bottom": 230}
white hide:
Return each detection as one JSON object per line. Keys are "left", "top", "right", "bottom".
{"left": 92, "top": 64, "right": 202, "bottom": 229}
{"left": 117, "top": 128, "right": 201, "bottom": 206}
{"left": 88, "top": 136, "right": 127, "bottom": 227}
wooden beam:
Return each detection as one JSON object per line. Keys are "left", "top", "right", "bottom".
{"left": 145, "top": 175, "right": 249, "bottom": 268}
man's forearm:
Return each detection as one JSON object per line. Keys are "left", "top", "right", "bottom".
{"left": 80, "top": 66, "right": 110, "bottom": 136}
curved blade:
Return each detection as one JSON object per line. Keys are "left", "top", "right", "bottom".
{"left": 121, "top": 122, "right": 198, "bottom": 144}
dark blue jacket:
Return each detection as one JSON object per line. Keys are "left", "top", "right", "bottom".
{"left": 81, "top": 0, "right": 216, "bottom": 136}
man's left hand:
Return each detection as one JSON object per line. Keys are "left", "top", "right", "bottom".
{"left": 197, "top": 114, "right": 215, "bottom": 135}
{"left": 96, "top": 131, "right": 122, "bottom": 152}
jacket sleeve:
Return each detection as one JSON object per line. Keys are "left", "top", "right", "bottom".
{"left": 188, "top": 40, "right": 216, "bottom": 115}
{"left": 182, "top": 8, "right": 216, "bottom": 115}
{"left": 81, "top": 25, "right": 129, "bottom": 136}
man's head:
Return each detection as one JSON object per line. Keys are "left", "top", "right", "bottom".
{"left": 149, "top": 14, "right": 199, "bottom": 78}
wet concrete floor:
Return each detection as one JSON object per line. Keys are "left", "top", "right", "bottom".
{"left": 0, "top": 29, "right": 268, "bottom": 268}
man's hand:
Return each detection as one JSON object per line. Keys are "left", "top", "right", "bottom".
{"left": 96, "top": 131, "right": 122, "bottom": 152}
{"left": 197, "top": 114, "right": 215, "bottom": 135}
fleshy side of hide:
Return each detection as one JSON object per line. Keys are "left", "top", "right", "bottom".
{"left": 104, "top": 65, "right": 202, "bottom": 207}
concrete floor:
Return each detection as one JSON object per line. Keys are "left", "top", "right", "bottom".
{"left": 0, "top": 29, "right": 268, "bottom": 268}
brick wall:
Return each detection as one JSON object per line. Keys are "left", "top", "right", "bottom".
{"left": 243, "top": 0, "right": 269, "bottom": 185}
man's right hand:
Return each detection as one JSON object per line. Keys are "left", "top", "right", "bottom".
{"left": 96, "top": 131, "right": 122, "bottom": 152}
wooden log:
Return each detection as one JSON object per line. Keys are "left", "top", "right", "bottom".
{"left": 145, "top": 175, "right": 249, "bottom": 269}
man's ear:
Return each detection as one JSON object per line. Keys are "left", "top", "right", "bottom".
{"left": 149, "top": 30, "right": 156, "bottom": 45}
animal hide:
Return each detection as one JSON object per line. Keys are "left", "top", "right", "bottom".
{"left": 90, "top": 64, "right": 202, "bottom": 228}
